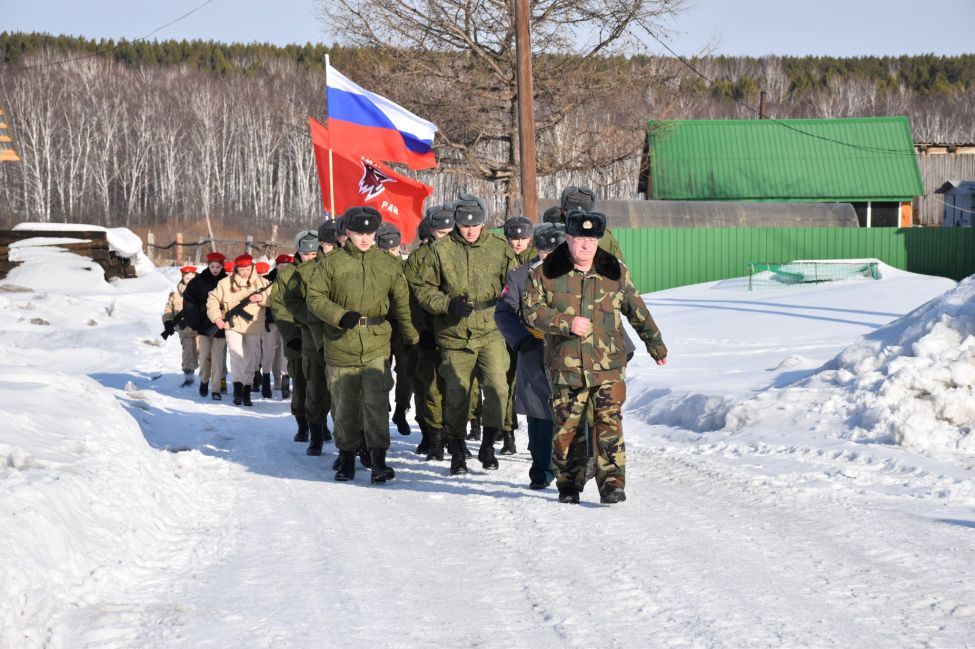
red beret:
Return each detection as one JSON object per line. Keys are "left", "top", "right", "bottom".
{"left": 255, "top": 261, "right": 270, "bottom": 274}
{"left": 234, "top": 254, "right": 253, "bottom": 267}
{"left": 223, "top": 261, "right": 235, "bottom": 272}
{"left": 179, "top": 265, "right": 197, "bottom": 274}
{"left": 206, "top": 252, "right": 225, "bottom": 263}
{"left": 275, "top": 254, "right": 293, "bottom": 264}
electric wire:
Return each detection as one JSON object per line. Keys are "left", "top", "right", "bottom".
{"left": 0, "top": 0, "right": 218, "bottom": 72}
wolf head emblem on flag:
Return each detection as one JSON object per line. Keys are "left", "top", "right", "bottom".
{"left": 358, "top": 159, "right": 396, "bottom": 200}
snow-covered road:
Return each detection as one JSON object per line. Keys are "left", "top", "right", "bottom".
{"left": 2, "top": 246, "right": 973, "bottom": 648}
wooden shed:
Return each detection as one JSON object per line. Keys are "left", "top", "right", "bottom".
{"left": 640, "top": 117, "right": 925, "bottom": 227}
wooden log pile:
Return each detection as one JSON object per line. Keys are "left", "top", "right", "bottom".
{"left": 0, "top": 229, "right": 137, "bottom": 280}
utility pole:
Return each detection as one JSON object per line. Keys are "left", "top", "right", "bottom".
{"left": 515, "top": 0, "right": 538, "bottom": 220}
{"left": 759, "top": 90, "right": 768, "bottom": 119}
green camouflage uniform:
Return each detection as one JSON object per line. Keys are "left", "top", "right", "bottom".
{"left": 523, "top": 244, "right": 666, "bottom": 495}
{"left": 269, "top": 261, "right": 305, "bottom": 418}
{"left": 404, "top": 242, "right": 444, "bottom": 431}
{"left": 283, "top": 249, "right": 331, "bottom": 427}
{"left": 413, "top": 229, "right": 516, "bottom": 441}
{"left": 306, "top": 241, "right": 418, "bottom": 452}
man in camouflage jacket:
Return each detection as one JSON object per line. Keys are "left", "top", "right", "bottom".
{"left": 523, "top": 210, "right": 667, "bottom": 505}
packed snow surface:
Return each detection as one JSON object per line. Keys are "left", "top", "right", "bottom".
{"left": 1, "top": 245, "right": 973, "bottom": 649}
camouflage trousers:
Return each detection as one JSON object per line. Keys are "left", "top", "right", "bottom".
{"left": 415, "top": 345, "right": 444, "bottom": 429}
{"left": 326, "top": 356, "right": 391, "bottom": 452}
{"left": 439, "top": 333, "right": 509, "bottom": 440}
{"left": 551, "top": 380, "right": 626, "bottom": 493}
{"left": 300, "top": 327, "right": 330, "bottom": 426}
{"left": 284, "top": 348, "right": 306, "bottom": 419}
{"left": 388, "top": 336, "right": 414, "bottom": 410}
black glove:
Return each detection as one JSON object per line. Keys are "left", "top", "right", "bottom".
{"left": 516, "top": 335, "right": 543, "bottom": 353}
{"left": 447, "top": 297, "right": 474, "bottom": 317}
{"left": 418, "top": 330, "right": 437, "bottom": 350}
{"left": 338, "top": 311, "right": 361, "bottom": 329}
{"left": 286, "top": 338, "right": 302, "bottom": 352}
{"left": 161, "top": 320, "right": 177, "bottom": 339}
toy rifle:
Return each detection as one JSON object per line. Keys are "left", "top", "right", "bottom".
{"left": 205, "top": 284, "right": 270, "bottom": 337}
{"left": 160, "top": 310, "right": 185, "bottom": 340}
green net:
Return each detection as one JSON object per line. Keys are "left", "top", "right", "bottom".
{"left": 747, "top": 261, "right": 880, "bottom": 290}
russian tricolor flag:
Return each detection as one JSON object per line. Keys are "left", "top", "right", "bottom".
{"left": 326, "top": 62, "right": 438, "bottom": 170}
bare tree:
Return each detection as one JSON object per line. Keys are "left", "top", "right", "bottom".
{"left": 314, "top": 0, "right": 688, "bottom": 213}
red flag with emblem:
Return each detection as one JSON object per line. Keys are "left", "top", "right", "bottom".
{"left": 309, "top": 117, "right": 432, "bottom": 244}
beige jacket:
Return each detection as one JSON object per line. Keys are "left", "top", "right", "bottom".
{"left": 206, "top": 271, "right": 270, "bottom": 335}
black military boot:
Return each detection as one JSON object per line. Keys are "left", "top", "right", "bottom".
{"left": 478, "top": 427, "right": 500, "bottom": 470}
{"left": 293, "top": 416, "right": 309, "bottom": 442}
{"left": 306, "top": 422, "right": 324, "bottom": 456}
{"left": 199, "top": 381, "right": 209, "bottom": 398}
{"left": 447, "top": 438, "right": 468, "bottom": 476}
{"left": 425, "top": 428, "right": 444, "bottom": 461}
{"left": 232, "top": 381, "right": 244, "bottom": 406}
{"left": 181, "top": 370, "right": 194, "bottom": 387}
{"left": 392, "top": 404, "right": 411, "bottom": 436}
{"left": 242, "top": 386, "right": 253, "bottom": 407}
{"left": 369, "top": 448, "right": 395, "bottom": 484}
{"left": 600, "top": 486, "right": 627, "bottom": 504}
{"left": 280, "top": 375, "right": 291, "bottom": 399}
{"left": 499, "top": 430, "right": 517, "bottom": 455}
{"left": 357, "top": 434, "right": 372, "bottom": 469}
{"left": 466, "top": 418, "right": 482, "bottom": 441}
{"left": 251, "top": 371, "right": 262, "bottom": 392}
{"left": 261, "top": 373, "right": 272, "bottom": 399}
{"left": 334, "top": 450, "right": 356, "bottom": 481}
{"left": 415, "top": 421, "right": 430, "bottom": 455}
{"left": 558, "top": 485, "right": 581, "bottom": 504}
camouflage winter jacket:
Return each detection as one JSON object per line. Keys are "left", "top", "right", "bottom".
{"left": 523, "top": 243, "right": 666, "bottom": 388}
{"left": 283, "top": 249, "right": 330, "bottom": 351}
{"left": 269, "top": 261, "right": 302, "bottom": 349}
{"left": 305, "top": 241, "right": 418, "bottom": 367}
{"left": 412, "top": 228, "right": 517, "bottom": 350}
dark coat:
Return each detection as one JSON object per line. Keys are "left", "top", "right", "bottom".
{"left": 182, "top": 269, "right": 227, "bottom": 338}
{"left": 495, "top": 259, "right": 553, "bottom": 421}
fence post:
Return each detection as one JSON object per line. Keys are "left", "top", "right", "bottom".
{"left": 195, "top": 237, "right": 205, "bottom": 264}
{"left": 146, "top": 230, "right": 155, "bottom": 264}
{"left": 175, "top": 232, "right": 184, "bottom": 265}
{"left": 246, "top": 235, "right": 254, "bottom": 257}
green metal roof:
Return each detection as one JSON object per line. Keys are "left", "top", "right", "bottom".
{"left": 647, "top": 116, "right": 924, "bottom": 203}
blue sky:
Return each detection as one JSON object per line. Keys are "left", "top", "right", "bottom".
{"left": 2, "top": 0, "right": 972, "bottom": 57}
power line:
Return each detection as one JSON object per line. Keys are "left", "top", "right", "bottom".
{"left": 0, "top": 0, "right": 218, "bottom": 72}
{"left": 644, "top": 31, "right": 919, "bottom": 157}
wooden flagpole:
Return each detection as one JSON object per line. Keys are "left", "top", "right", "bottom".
{"left": 325, "top": 55, "right": 336, "bottom": 217}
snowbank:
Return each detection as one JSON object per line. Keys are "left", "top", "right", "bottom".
{"left": 0, "top": 367, "right": 222, "bottom": 648}
{"left": 726, "top": 275, "right": 975, "bottom": 453}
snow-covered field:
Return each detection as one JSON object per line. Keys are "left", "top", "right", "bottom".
{"left": 1, "top": 239, "right": 973, "bottom": 649}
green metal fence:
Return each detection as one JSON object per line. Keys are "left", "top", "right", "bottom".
{"left": 613, "top": 227, "right": 975, "bottom": 293}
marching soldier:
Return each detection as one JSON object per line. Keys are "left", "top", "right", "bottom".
{"left": 270, "top": 232, "right": 317, "bottom": 443}
{"left": 306, "top": 207, "right": 418, "bottom": 484}
{"left": 544, "top": 185, "right": 626, "bottom": 261}
{"left": 498, "top": 215, "right": 535, "bottom": 455}
{"left": 523, "top": 210, "right": 667, "bottom": 505}
{"left": 377, "top": 223, "right": 413, "bottom": 436}
{"left": 254, "top": 261, "right": 283, "bottom": 399}
{"left": 283, "top": 223, "right": 336, "bottom": 456}
{"left": 404, "top": 207, "right": 452, "bottom": 459}
{"left": 413, "top": 193, "right": 516, "bottom": 475}
{"left": 182, "top": 252, "right": 228, "bottom": 400}
{"left": 162, "top": 264, "right": 200, "bottom": 387}
{"left": 495, "top": 222, "right": 565, "bottom": 489}
{"left": 268, "top": 253, "right": 294, "bottom": 398}
{"left": 206, "top": 255, "right": 271, "bottom": 407}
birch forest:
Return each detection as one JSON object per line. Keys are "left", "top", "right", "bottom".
{"left": 1, "top": 34, "right": 974, "bottom": 237}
